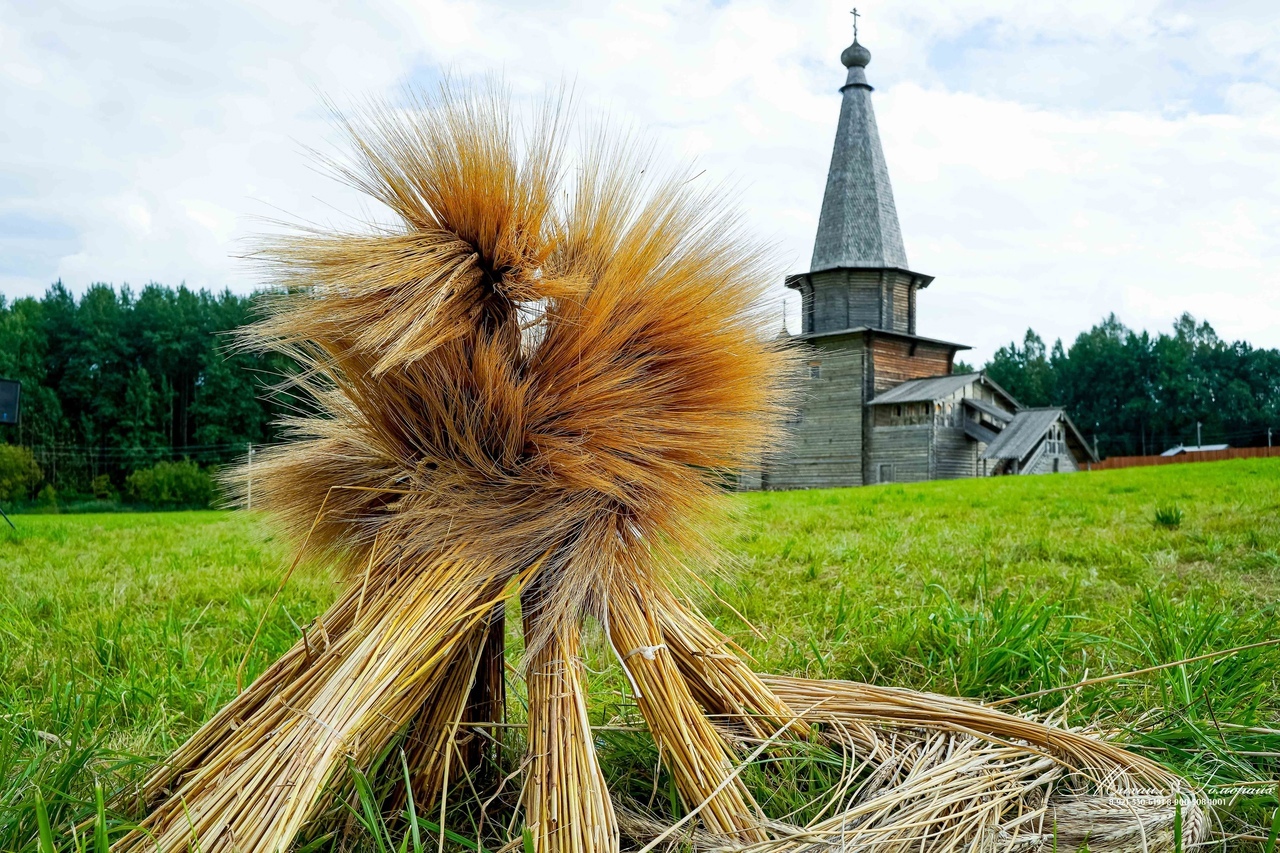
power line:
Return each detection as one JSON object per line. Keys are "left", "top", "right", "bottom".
{"left": 24, "top": 442, "right": 271, "bottom": 456}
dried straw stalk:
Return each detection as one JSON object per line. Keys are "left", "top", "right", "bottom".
{"left": 606, "top": 578, "right": 767, "bottom": 841}
{"left": 117, "top": 83, "right": 1204, "bottom": 853}
{"left": 523, "top": 603, "right": 618, "bottom": 853}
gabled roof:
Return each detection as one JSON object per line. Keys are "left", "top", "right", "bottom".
{"left": 810, "top": 38, "right": 909, "bottom": 273}
{"left": 980, "top": 408, "right": 1099, "bottom": 463}
{"left": 980, "top": 410, "right": 1061, "bottom": 460}
{"left": 962, "top": 396, "right": 1014, "bottom": 424}
{"left": 963, "top": 418, "right": 1000, "bottom": 444}
{"left": 868, "top": 371, "right": 1019, "bottom": 409}
{"left": 869, "top": 373, "right": 977, "bottom": 405}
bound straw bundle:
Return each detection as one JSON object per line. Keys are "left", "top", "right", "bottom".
{"left": 118, "top": 85, "right": 1204, "bottom": 853}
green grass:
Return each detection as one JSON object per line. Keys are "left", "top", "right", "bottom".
{"left": 3, "top": 459, "right": 1279, "bottom": 850}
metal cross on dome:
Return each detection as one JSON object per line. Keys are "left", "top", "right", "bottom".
{"left": 850, "top": 7, "right": 860, "bottom": 41}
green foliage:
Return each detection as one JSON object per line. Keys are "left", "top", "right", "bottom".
{"left": 986, "top": 329, "right": 1057, "bottom": 406}
{"left": 33, "top": 787, "right": 54, "bottom": 853}
{"left": 916, "top": 585, "right": 1100, "bottom": 697}
{"left": 339, "top": 756, "right": 486, "bottom": 853}
{"left": 0, "top": 444, "right": 42, "bottom": 502}
{"left": 89, "top": 475, "right": 113, "bottom": 501}
{"left": 984, "top": 313, "right": 1280, "bottom": 457}
{"left": 36, "top": 484, "right": 58, "bottom": 511}
{"left": 0, "top": 283, "right": 294, "bottom": 496}
{"left": 1155, "top": 503, "right": 1185, "bottom": 529}
{"left": 123, "top": 461, "right": 218, "bottom": 508}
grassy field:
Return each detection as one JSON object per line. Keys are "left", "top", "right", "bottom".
{"left": 2, "top": 459, "right": 1279, "bottom": 850}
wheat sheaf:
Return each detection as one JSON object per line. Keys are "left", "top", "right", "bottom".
{"left": 117, "top": 84, "right": 1205, "bottom": 853}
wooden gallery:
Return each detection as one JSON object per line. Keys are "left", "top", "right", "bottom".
{"left": 753, "top": 33, "right": 1096, "bottom": 490}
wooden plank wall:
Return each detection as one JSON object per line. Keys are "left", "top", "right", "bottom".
{"left": 907, "top": 283, "right": 918, "bottom": 334}
{"left": 868, "top": 425, "right": 931, "bottom": 483}
{"left": 815, "top": 281, "right": 848, "bottom": 331}
{"left": 766, "top": 337, "right": 866, "bottom": 489}
{"left": 891, "top": 274, "right": 911, "bottom": 333}
{"left": 847, "top": 270, "right": 885, "bottom": 328}
{"left": 869, "top": 336, "right": 954, "bottom": 394}
{"left": 807, "top": 269, "right": 884, "bottom": 332}
{"left": 933, "top": 426, "right": 978, "bottom": 479}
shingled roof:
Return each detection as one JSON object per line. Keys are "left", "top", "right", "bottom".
{"left": 981, "top": 409, "right": 1099, "bottom": 463}
{"left": 980, "top": 410, "right": 1062, "bottom": 461}
{"left": 869, "top": 372, "right": 1019, "bottom": 409}
{"left": 869, "top": 373, "right": 976, "bottom": 405}
{"left": 810, "top": 38, "right": 909, "bottom": 273}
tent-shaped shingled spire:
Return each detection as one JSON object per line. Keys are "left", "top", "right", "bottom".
{"left": 810, "top": 32, "right": 909, "bottom": 272}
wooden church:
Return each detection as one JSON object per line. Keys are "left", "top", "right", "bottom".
{"left": 754, "top": 30, "right": 1096, "bottom": 490}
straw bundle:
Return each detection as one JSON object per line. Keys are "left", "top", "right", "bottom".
{"left": 117, "top": 85, "right": 1204, "bottom": 853}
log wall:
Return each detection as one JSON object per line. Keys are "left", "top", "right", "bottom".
{"left": 867, "top": 424, "right": 931, "bottom": 483}
{"left": 933, "top": 426, "right": 979, "bottom": 479}
{"left": 765, "top": 336, "right": 867, "bottom": 489}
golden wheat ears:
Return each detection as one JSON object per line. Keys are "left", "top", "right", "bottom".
{"left": 115, "top": 84, "right": 1205, "bottom": 853}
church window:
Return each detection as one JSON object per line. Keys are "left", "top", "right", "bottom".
{"left": 809, "top": 361, "right": 822, "bottom": 379}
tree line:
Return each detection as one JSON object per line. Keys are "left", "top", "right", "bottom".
{"left": 971, "top": 313, "right": 1280, "bottom": 458}
{"left": 2, "top": 284, "right": 1278, "bottom": 502}
{"left": 0, "top": 282, "right": 292, "bottom": 501}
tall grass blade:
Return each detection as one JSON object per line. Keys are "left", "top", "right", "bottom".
{"left": 93, "top": 783, "right": 108, "bottom": 853}
{"left": 401, "top": 752, "right": 424, "bottom": 853}
{"left": 1263, "top": 799, "right": 1280, "bottom": 853}
{"left": 34, "top": 787, "right": 55, "bottom": 853}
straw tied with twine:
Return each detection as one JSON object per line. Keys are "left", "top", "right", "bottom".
{"left": 116, "top": 86, "right": 1207, "bottom": 853}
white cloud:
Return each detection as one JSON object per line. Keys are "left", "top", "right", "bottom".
{"left": 879, "top": 79, "right": 1280, "bottom": 355}
{"left": 1, "top": 0, "right": 1277, "bottom": 362}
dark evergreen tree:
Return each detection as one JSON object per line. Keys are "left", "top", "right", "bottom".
{"left": 986, "top": 329, "right": 1055, "bottom": 407}
{"left": 985, "top": 313, "right": 1280, "bottom": 458}
{"left": 0, "top": 282, "right": 291, "bottom": 494}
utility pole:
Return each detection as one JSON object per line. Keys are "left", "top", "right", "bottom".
{"left": 1269, "top": 427, "right": 1273, "bottom": 448}
{"left": 246, "top": 444, "right": 254, "bottom": 511}
{"left": 1196, "top": 420, "right": 1202, "bottom": 449}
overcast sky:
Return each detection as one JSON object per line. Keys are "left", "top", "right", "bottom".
{"left": 3, "top": 0, "right": 1278, "bottom": 362}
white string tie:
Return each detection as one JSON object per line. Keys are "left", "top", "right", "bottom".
{"left": 624, "top": 643, "right": 667, "bottom": 661}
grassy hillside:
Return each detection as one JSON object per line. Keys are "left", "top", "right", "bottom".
{"left": 2, "top": 459, "right": 1278, "bottom": 849}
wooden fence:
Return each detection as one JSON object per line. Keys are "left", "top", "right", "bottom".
{"left": 1088, "top": 446, "right": 1280, "bottom": 471}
